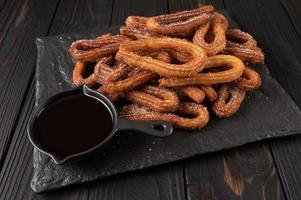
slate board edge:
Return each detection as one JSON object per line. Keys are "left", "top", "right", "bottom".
{"left": 31, "top": 128, "right": 300, "bottom": 193}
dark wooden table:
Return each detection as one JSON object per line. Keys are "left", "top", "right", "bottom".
{"left": 0, "top": 0, "right": 301, "bottom": 199}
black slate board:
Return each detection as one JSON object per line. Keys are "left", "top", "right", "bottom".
{"left": 31, "top": 15, "right": 301, "bottom": 192}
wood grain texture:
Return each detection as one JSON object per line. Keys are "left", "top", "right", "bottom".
{"left": 224, "top": 0, "right": 301, "bottom": 107}
{"left": 0, "top": 82, "right": 90, "bottom": 200}
{"left": 33, "top": 164, "right": 184, "bottom": 200}
{"left": 0, "top": 0, "right": 113, "bottom": 199}
{"left": 0, "top": 0, "right": 186, "bottom": 199}
{"left": 48, "top": 0, "right": 113, "bottom": 34}
{"left": 224, "top": 0, "right": 301, "bottom": 199}
{"left": 184, "top": 144, "right": 285, "bottom": 200}
{"left": 280, "top": 0, "right": 301, "bottom": 38}
{"left": 0, "top": 81, "right": 36, "bottom": 200}
{"left": 167, "top": 0, "right": 224, "bottom": 11}
{"left": 1, "top": 0, "right": 300, "bottom": 199}
{"left": 0, "top": 0, "right": 59, "bottom": 168}
{"left": 87, "top": 164, "right": 185, "bottom": 200}
{"left": 111, "top": 0, "right": 168, "bottom": 25}
{"left": 270, "top": 137, "right": 301, "bottom": 200}
{"left": 0, "top": 0, "right": 7, "bottom": 14}
{"left": 167, "top": 0, "right": 206, "bottom": 12}
{"left": 167, "top": 1, "right": 286, "bottom": 199}
{"left": 85, "top": 1, "right": 186, "bottom": 199}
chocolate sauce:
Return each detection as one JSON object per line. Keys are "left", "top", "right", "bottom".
{"left": 35, "top": 94, "right": 113, "bottom": 158}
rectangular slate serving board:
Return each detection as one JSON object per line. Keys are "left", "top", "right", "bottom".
{"left": 31, "top": 14, "right": 301, "bottom": 192}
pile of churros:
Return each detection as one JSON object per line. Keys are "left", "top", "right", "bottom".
{"left": 69, "top": 5, "right": 264, "bottom": 130}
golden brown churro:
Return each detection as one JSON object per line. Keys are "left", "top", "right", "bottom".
{"left": 126, "top": 85, "right": 180, "bottom": 112}
{"left": 159, "top": 55, "right": 245, "bottom": 87}
{"left": 116, "top": 38, "right": 207, "bottom": 77}
{"left": 72, "top": 61, "right": 97, "bottom": 87}
{"left": 145, "top": 5, "right": 214, "bottom": 37}
{"left": 179, "top": 86, "right": 206, "bottom": 103}
{"left": 193, "top": 12, "right": 228, "bottom": 56}
{"left": 212, "top": 84, "right": 246, "bottom": 117}
{"left": 119, "top": 103, "right": 209, "bottom": 130}
{"left": 223, "top": 29, "right": 264, "bottom": 64}
{"left": 69, "top": 5, "right": 264, "bottom": 130}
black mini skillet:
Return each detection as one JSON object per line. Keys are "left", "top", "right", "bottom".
{"left": 27, "top": 85, "right": 173, "bottom": 164}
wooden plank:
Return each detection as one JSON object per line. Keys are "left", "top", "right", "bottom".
{"left": 224, "top": 0, "right": 301, "bottom": 199}
{"left": 0, "top": 81, "right": 37, "bottom": 200}
{"left": 224, "top": 0, "right": 301, "bottom": 107}
{"left": 48, "top": 0, "right": 113, "bottom": 34}
{"left": 4, "top": 94, "right": 183, "bottom": 200}
{"left": 168, "top": 0, "right": 224, "bottom": 11}
{"left": 0, "top": 0, "right": 113, "bottom": 199}
{"left": 270, "top": 137, "right": 301, "bottom": 200}
{"left": 185, "top": 144, "right": 284, "bottom": 200}
{"left": 280, "top": 0, "right": 301, "bottom": 38}
{"left": 87, "top": 164, "right": 184, "bottom": 200}
{"left": 111, "top": 0, "right": 168, "bottom": 25}
{"left": 0, "top": 82, "right": 91, "bottom": 200}
{"left": 167, "top": 0, "right": 205, "bottom": 12}
{"left": 35, "top": 163, "right": 184, "bottom": 200}
{"left": 0, "top": 0, "right": 59, "bottom": 167}
{"left": 0, "top": 0, "right": 186, "bottom": 199}
{"left": 167, "top": 0, "right": 286, "bottom": 199}
{"left": 86, "top": 1, "right": 186, "bottom": 199}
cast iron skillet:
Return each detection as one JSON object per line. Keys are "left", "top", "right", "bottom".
{"left": 27, "top": 86, "right": 173, "bottom": 164}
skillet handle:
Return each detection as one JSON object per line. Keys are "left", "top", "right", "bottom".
{"left": 117, "top": 118, "right": 173, "bottom": 137}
